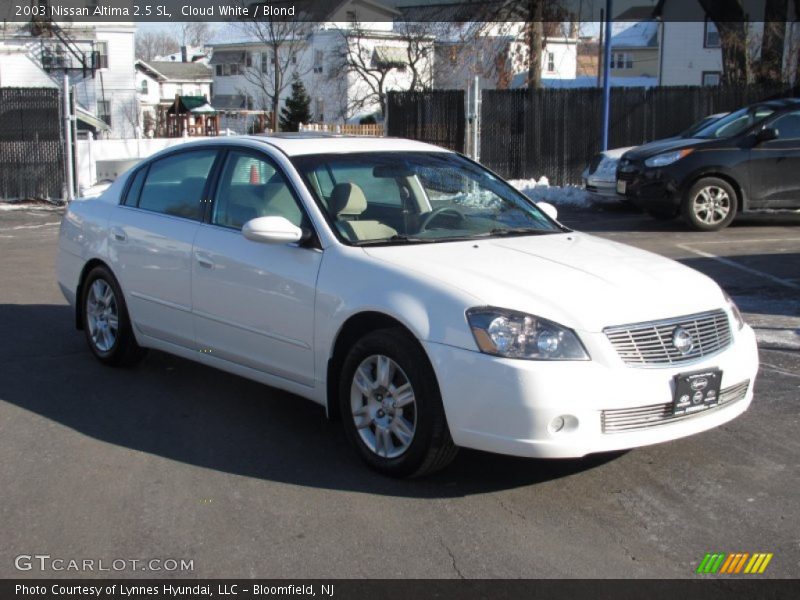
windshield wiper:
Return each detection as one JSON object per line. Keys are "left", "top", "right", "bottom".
{"left": 482, "top": 227, "right": 558, "bottom": 237}
{"left": 354, "top": 234, "right": 435, "bottom": 246}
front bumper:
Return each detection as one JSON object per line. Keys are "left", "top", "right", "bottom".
{"left": 617, "top": 164, "right": 682, "bottom": 213}
{"left": 424, "top": 325, "right": 758, "bottom": 459}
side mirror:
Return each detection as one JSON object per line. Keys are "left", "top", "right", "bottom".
{"left": 537, "top": 201, "right": 558, "bottom": 221}
{"left": 755, "top": 127, "right": 778, "bottom": 143}
{"left": 242, "top": 216, "right": 304, "bottom": 244}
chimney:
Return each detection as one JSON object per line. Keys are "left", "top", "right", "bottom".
{"left": 181, "top": 46, "right": 188, "bottom": 63}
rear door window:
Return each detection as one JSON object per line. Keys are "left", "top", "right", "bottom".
{"left": 137, "top": 150, "right": 217, "bottom": 220}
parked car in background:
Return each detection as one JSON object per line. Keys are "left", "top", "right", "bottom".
{"left": 617, "top": 99, "right": 800, "bottom": 230}
{"left": 582, "top": 114, "right": 728, "bottom": 201}
{"left": 57, "top": 135, "right": 758, "bottom": 477}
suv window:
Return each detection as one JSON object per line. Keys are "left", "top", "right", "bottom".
{"left": 137, "top": 150, "right": 217, "bottom": 220}
{"left": 212, "top": 151, "right": 306, "bottom": 229}
{"left": 770, "top": 110, "right": 800, "bottom": 140}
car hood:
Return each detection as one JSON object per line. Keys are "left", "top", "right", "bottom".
{"left": 623, "top": 137, "right": 711, "bottom": 160}
{"left": 363, "top": 233, "right": 725, "bottom": 332}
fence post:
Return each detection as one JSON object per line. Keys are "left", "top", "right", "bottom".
{"left": 473, "top": 76, "right": 480, "bottom": 162}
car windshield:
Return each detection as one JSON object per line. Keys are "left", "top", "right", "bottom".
{"left": 291, "top": 152, "right": 562, "bottom": 245}
{"left": 691, "top": 106, "right": 775, "bottom": 139}
{"left": 680, "top": 114, "right": 726, "bottom": 138}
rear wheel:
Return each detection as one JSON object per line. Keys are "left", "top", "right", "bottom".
{"left": 82, "top": 266, "right": 146, "bottom": 366}
{"left": 681, "top": 177, "right": 738, "bottom": 231}
{"left": 339, "top": 328, "right": 457, "bottom": 477}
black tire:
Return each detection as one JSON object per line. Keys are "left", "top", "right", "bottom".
{"left": 681, "top": 177, "right": 738, "bottom": 232}
{"left": 81, "top": 265, "right": 147, "bottom": 367}
{"left": 339, "top": 328, "right": 457, "bottom": 478}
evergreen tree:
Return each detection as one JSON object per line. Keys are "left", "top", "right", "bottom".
{"left": 279, "top": 73, "right": 312, "bottom": 132}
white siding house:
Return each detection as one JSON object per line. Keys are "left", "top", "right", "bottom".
{"left": 657, "top": 0, "right": 799, "bottom": 86}
{"left": 0, "top": 21, "right": 137, "bottom": 138}
{"left": 209, "top": 3, "right": 434, "bottom": 126}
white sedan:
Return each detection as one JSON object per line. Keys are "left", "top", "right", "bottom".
{"left": 57, "top": 135, "right": 759, "bottom": 477}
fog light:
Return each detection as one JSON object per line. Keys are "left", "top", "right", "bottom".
{"left": 549, "top": 416, "right": 565, "bottom": 433}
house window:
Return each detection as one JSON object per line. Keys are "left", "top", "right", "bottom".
{"left": 704, "top": 18, "right": 720, "bottom": 48}
{"left": 702, "top": 71, "right": 721, "bottom": 86}
{"left": 246, "top": 52, "right": 253, "bottom": 68}
{"left": 612, "top": 53, "right": 632, "bottom": 70}
{"left": 315, "top": 97, "right": 324, "bottom": 122}
{"left": 140, "top": 79, "right": 148, "bottom": 94}
{"left": 230, "top": 63, "right": 240, "bottom": 76}
{"left": 216, "top": 64, "right": 223, "bottom": 76}
{"left": 94, "top": 41, "right": 108, "bottom": 69}
{"left": 313, "top": 49, "right": 324, "bottom": 73}
{"left": 547, "top": 52, "right": 555, "bottom": 73}
{"left": 245, "top": 96, "right": 254, "bottom": 110}
{"left": 97, "top": 100, "right": 111, "bottom": 126}
{"left": 261, "top": 52, "right": 269, "bottom": 73}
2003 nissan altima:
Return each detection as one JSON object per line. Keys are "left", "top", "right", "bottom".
{"left": 57, "top": 135, "right": 759, "bottom": 477}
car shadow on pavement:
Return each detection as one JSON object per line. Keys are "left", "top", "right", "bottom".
{"left": 0, "top": 304, "right": 623, "bottom": 499}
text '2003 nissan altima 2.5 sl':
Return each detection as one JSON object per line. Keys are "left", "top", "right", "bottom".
{"left": 57, "top": 135, "right": 759, "bottom": 477}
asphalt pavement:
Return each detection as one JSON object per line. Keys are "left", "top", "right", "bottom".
{"left": 0, "top": 202, "right": 797, "bottom": 579}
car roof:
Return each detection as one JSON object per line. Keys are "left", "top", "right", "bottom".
{"left": 240, "top": 134, "right": 452, "bottom": 157}
{"left": 754, "top": 97, "right": 800, "bottom": 109}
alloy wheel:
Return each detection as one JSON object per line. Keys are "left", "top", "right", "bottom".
{"left": 350, "top": 354, "right": 417, "bottom": 459}
{"left": 692, "top": 185, "right": 731, "bottom": 225}
{"left": 86, "top": 279, "right": 119, "bottom": 352}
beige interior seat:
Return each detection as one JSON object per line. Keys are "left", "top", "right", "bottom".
{"left": 330, "top": 182, "right": 398, "bottom": 242}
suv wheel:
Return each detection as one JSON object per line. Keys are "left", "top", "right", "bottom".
{"left": 339, "top": 328, "right": 457, "bottom": 477}
{"left": 682, "top": 177, "right": 738, "bottom": 231}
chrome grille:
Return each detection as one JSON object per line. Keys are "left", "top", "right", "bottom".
{"left": 601, "top": 380, "right": 750, "bottom": 434}
{"left": 605, "top": 310, "right": 732, "bottom": 367}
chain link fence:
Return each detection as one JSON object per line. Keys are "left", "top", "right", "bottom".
{"left": 386, "top": 90, "right": 465, "bottom": 153}
{"left": 0, "top": 88, "right": 64, "bottom": 200}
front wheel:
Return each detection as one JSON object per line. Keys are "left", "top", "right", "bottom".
{"left": 339, "top": 328, "right": 457, "bottom": 477}
{"left": 681, "top": 177, "right": 738, "bottom": 231}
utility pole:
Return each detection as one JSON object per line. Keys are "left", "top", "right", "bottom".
{"left": 62, "top": 75, "right": 75, "bottom": 202}
{"left": 600, "top": 0, "right": 613, "bottom": 151}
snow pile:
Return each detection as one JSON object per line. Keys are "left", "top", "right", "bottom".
{"left": 509, "top": 176, "right": 595, "bottom": 208}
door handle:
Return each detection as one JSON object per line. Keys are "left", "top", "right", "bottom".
{"left": 195, "top": 252, "right": 214, "bottom": 269}
{"left": 110, "top": 227, "right": 126, "bottom": 242}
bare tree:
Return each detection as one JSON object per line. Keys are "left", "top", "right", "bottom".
{"left": 234, "top": 18, "right": 312, "bottom": 131}
{"left": 330, "top": 20, "right": 434, "bottom": 119}
{"left": 135, "top": 31, "right": 179, "bottom": 61}
{"left": 176, "top": 22, "right": 212, "bottom": 49}
{"left": 698, "top": 0, "right": 749, "bottom": 85}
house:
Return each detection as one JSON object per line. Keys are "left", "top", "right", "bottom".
{"left": 0, "top": 20, "right": 137, "bottom": 138}
{"left": 136, "top": 58, "right": 214, "bottom": 136}
{"left": 208, "top": 0, "right": 434, "bottom": 127}
{"left": 655, "top": 0, "right": 799, "bottom": 86}
{"left": 434, "top": 32, "right": 578, "bottom": 90}
{"left": 608, "top": 6, "right": 660, "bottom": 80}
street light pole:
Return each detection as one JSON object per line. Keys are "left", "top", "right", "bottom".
{"left": 601, "top": 0, "right": 613, "bottom": 151}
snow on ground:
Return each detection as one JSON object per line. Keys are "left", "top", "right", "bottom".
{"left": 509, "top": 176, "right": 606, "bottom": 209}
{"left": 0, "top": 200, "right": 65, "bottom": 212}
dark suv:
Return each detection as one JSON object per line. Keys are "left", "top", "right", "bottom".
{"left": 617, "top": 98, "right": 800, "bottom": 231}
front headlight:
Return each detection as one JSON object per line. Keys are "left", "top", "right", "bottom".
{"left": 723, "top": 291, "right": 745, "bottom": 330}
{"left": 644, "top": 148, "right": 694, "bottom": 167}
{"left": 466, "top": 307, "right": 590, "bottom": 360}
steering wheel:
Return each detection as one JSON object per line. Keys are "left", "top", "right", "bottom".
{"left": 420, "top": 207, "right": 467, "bottom": 231}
